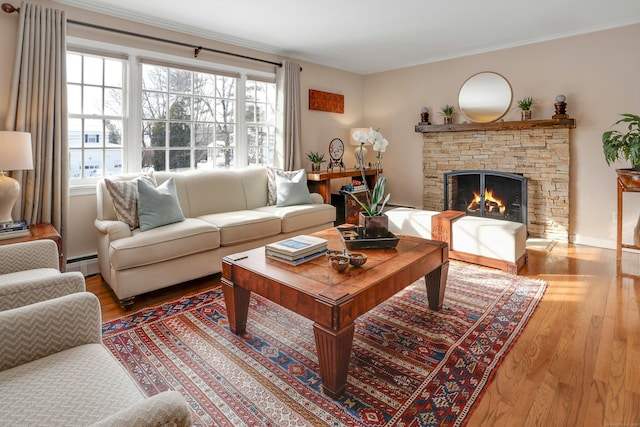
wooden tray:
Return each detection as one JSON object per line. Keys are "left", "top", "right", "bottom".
{"left": 337, "top": 226, "right": 399, "bottom": 250}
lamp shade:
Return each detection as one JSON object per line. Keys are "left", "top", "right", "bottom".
{"left": 0, "top": 131, "right": 34, "bottom": 171}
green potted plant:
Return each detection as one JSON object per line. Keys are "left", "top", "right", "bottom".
{"left": 306, "top": 151, "right": 327, "bottom": 172}
{"left": 603, "top": 114, "right": 640, "bottom": 172}
{"left": 517, "top": 96, "right": 534, "bottom": 120}
{"left": 440, "top": 104, "right": 455, "bottom": 124}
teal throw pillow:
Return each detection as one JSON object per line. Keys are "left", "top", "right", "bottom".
{"left": 275, "top": 169, "right": 313, "bottom": 207}
{"left": 137, "top": 177, "right": 185, "bottom": 231}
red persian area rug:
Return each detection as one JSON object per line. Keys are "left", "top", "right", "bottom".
{"left": 102, "top": 262, "right": 546, "bottom": 426}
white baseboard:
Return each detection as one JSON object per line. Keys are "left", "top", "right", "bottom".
{"left": 66, "top": 255, "right": 100, "bottom": 277}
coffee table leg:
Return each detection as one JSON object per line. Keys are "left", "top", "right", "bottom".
{"left": 221, "top": 278, "right": 251, "bottom": 334}
{"left": 424, "top": 261, "right": 449, "bottom": 311}
{"left": 312, "top": 322, "right": 355, "bottom": 399}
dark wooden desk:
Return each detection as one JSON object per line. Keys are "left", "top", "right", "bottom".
{"left": 306, "top": 168, "right": 378, "bottom": 204}
{"left": 0, "top": 223, "right": 63, "bottom": 271}
{"left": 221, "top": 227, "right": 448, "bottom": 398}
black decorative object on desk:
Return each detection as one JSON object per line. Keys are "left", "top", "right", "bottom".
{"left": 553, "top": 94, "right": 568, "bottom": 119}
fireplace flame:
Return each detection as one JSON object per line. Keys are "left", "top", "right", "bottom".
{"left": 467, "top": 189, "right": 506, "bottom": 215}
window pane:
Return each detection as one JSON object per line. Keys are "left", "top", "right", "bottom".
{"left": 105, "top": 88, "right": 122, "bottom": 116}
{"left": 142, "top": 120, "right": 166, "bottom": 147}
{"left": 170, "top": 68, "right": 192, "bottom": 94}
{"left": 68, "top": 118, "right": 82, "bottom": 148}
{"left": 105, "top": 149, "right": 123, "bottom": 176}
{"left": 193, "top": 97, "right": 214, "bottom": 122}
{"left": 142, "top": 65, "right": 167, "bottom": 91}
{"left": 142, "top": 149, "right": 165, "bottom": 171}
{"left": 84, "top": 119, "right": 104, "bottom": 147}
{"left": 83, "top": 86, "right": 103, "bottom": 115}
{"left": 142, "top": 92, "right": 167, "bottom": 119}
{"left": 194, "top": 73, "right": 215, "bottom": 96}
{"left": 169, "top": 95, "right": 191, "bottom": 120}
{"left": 68, "top": 84, "right": 81, "bottom": 114}
{"left": 84, "top": 56, "right": 103, "bottom": 85}
{"left": 83, "top": 149, "right": 103, "bottom": 177}
{"left": 194, "top": 123, "right": 214, "bottom": 148}
{"left": 216, "top": 99, "right": 234, "bottom": 122}
{"left": 104, "top": 59, "right": 122, "bottom": 87}
{"left": 69, "top": 150, "right": 81, "bottom": 178}
{"left": 105, "top": 120, "right": 123, "bottom": 147}
{"left": 169, "top": 150, "right": 190, "bottom": 170}
{"left": 169, "top": 122, "right": 191, "bottom": 147}
{"left": 217, "top": 76, "right": 235, "bottom": 98}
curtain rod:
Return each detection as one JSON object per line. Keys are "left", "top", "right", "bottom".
{"left": 1, "top": 2, "right": 287, "bottom": 68}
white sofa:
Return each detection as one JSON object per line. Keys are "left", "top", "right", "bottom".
{"left": 95, "top": 167, "right": 336, "bottom": 305}
{"left": 0, "top": 292, "right": 191, "bottom": 426}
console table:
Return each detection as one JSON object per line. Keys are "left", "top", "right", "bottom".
{"left": 616, "top": 169, "right": 640, "bottom": 261}
{"left": 306, "top": 168, "right": 378, "bottom": 204}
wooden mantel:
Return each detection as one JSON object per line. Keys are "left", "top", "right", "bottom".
{"left": 415, "top": 118, "right": 576, "bottom": 133}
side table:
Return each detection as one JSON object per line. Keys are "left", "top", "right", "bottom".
{"left": 616, "top": 169, "right": 640, "bottom": 262}
{"left": 307, "top": 168, "right": 378, "bottom": 204}
{"left": 0, "top": 223, "right": 63, "bottom": 271}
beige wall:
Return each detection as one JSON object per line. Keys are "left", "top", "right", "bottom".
{"left": 0, "top": 1, "right": 637, "bottom": 260}
{"left": 363, "top": 24, "right": 640, "bottom": 248}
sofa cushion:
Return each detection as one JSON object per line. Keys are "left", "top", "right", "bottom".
{"left": 104, "top": 172, "right": 156, "bottom": 230}
{"left": 0, "top": 344, "right": 144, "bottom": 425}
{"left": 109, "top": 218, "right": 220, "bottom": 270}
{"left": 138, "top": 177, "right": 186, "bottom": 231}
{"left": 256, "top": 204, "right": 336, "bottom": 233}
{"left": 198, "top": 210, "right": 281, "bottom": 246}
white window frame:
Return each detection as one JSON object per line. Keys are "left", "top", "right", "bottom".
{"left": 67, "top": 36, "right": 276, "bottom": 195}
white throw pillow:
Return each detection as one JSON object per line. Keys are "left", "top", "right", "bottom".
{"left": 274, "top": 169, "right": 313, "bottom": 207}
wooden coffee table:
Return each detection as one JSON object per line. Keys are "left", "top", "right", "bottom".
{"left": 221, "top": 227, "right": 449, "bottom": 398}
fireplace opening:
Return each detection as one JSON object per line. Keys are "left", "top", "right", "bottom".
{"left": 444, "top": 170, "right": 527, "bottom": 226}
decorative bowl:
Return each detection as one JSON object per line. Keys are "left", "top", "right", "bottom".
{"left": 326, "top": 249, "right": 345, "bottom": 259}
{"left": 347, "top": 252, "right": 368, "bottom": 267}
{"left": 328, "top": 255, "right": 350, "bottom": 273}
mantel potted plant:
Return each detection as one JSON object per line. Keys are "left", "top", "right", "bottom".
{"left": 306, "top": 151, "right": 327, "bottom": 172}
{"left": 440, "top": 104, "right": 455, "bottom": 125}
{"left": 603, "top": 113, "right": 640, "bottom": 187}
{"left": 347, "top": 128, "right": 391, "bottom": 238}
{"left": 517, "top": 96, "right": 534, "bottom": 120}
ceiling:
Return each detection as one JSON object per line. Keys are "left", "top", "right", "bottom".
{"left": 56, "top": 0, "right": 640, "bottom": 75}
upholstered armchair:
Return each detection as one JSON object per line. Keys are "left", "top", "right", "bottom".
{"left": 0, "top": 292, "right": 192, "bottom": 426}
{"left": 0, "top": 239, "right": 85, "bottom": 311}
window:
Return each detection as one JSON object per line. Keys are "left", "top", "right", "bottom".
{"left": 67, "top": 52, "right": 125, "bottom": 180}
{"left": 66, "top": 47, "right": 277, "bottom": 185}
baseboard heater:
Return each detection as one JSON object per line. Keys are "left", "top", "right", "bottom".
{"left": 66, "top": 254, "right": 99, "bottom": 277}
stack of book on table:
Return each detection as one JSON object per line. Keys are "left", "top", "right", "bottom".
{"left": 265, "top": 235, "right": 328, "bottom": 265}
{"left": 0, "top": 220, "right": 30, "bottom": 240}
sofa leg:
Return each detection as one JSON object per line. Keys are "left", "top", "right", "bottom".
{"left": 119, "top": 296, "right": 135, "bottom": 307}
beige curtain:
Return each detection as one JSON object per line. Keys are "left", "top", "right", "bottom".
{"left": 4, "top": 2, "right": 69, "bottom": 263}
{"left": 275, "top": 60, "right": 302, "bottom": 171}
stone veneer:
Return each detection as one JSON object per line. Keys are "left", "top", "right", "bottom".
{"left": 421, "top": 127, "right": 571, "bottom": 242}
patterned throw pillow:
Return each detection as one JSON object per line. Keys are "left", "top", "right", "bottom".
{"left": 267, "top": 167, "right": 302, "bottom": 206}
{"left": 104, "top": 172, "right": 156, "bottom": 230}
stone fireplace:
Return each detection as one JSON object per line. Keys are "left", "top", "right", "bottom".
{"left": 417, "top": 119, "right": 575, "bottom": 242}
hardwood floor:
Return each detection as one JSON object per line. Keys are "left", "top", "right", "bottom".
{"left": 85, "top": 243, "right": 640, "bottom": 426}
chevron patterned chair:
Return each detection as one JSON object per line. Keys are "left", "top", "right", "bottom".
{"left": 0, "top": 292, "right": 192, "bottom": 426}
{"left": 0, "top": 239, "right": 85, "bottom": 311}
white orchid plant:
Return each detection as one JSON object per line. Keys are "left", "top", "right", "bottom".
{"left": 348, "top": 128, "right": 390, "bottom": 216}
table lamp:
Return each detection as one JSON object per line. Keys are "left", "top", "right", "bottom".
{"left": 350, "top": 127, "right": 372, "bottom": 169}
{"left": 0, "top": 131, "right": 33, "bottom": 225}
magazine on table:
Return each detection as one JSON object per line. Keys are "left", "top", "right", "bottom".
{"left": 265, "top": 235, "right": 328, "bottom": 258}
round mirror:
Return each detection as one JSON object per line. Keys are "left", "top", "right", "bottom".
{"left": 458, "top": 72, "right": 512, "bottom": 123}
